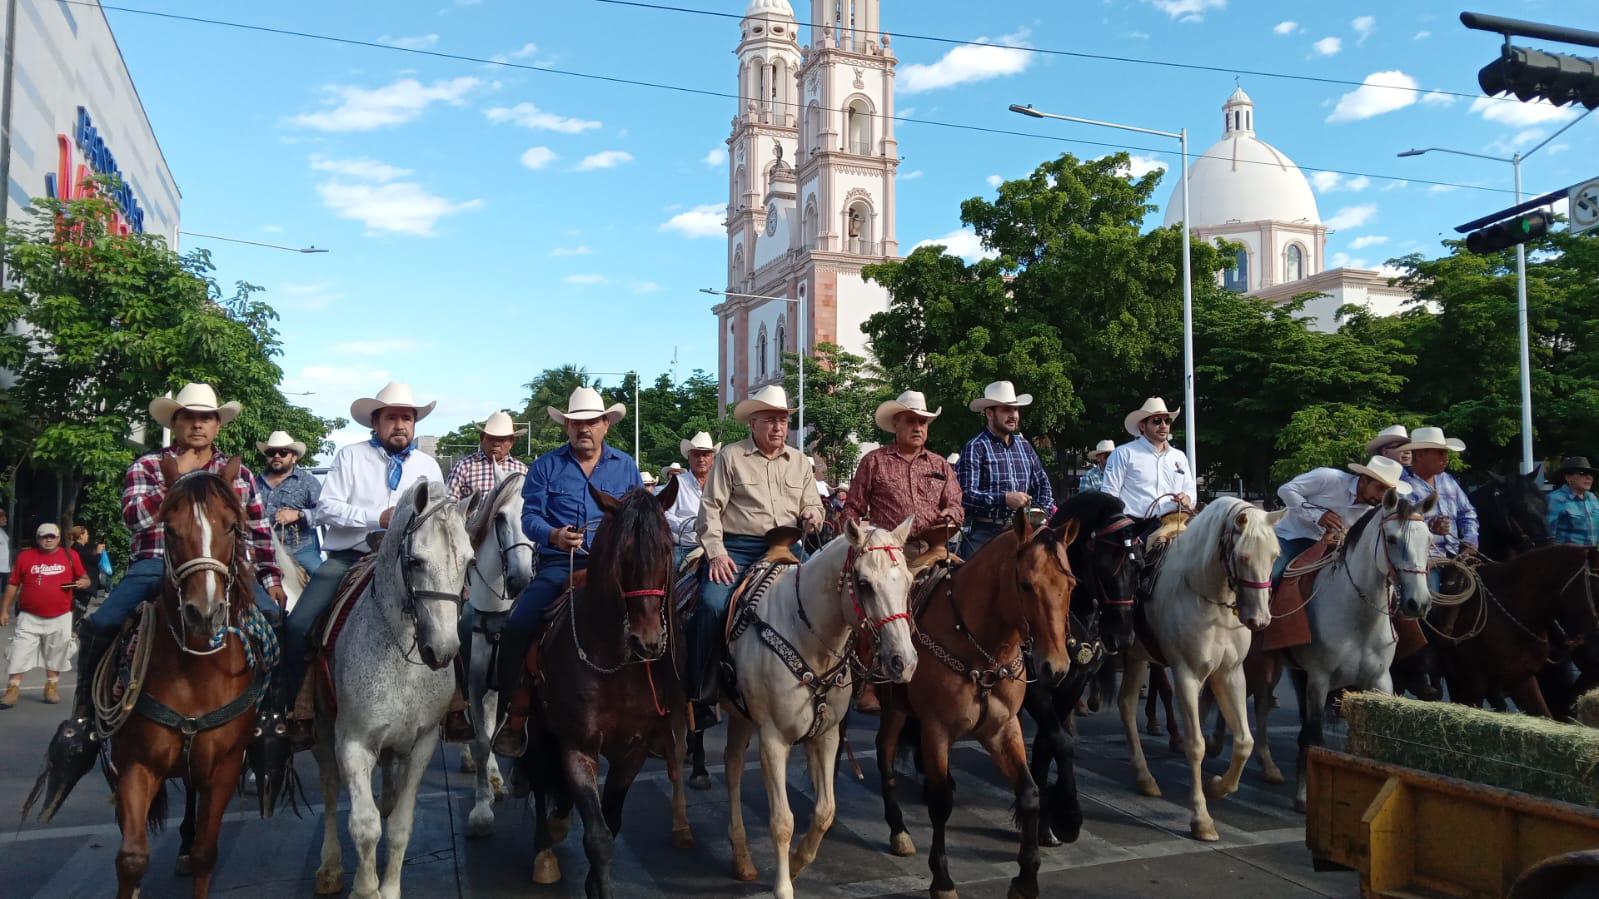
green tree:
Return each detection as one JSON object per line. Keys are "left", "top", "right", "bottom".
{"left": 1271, "top": 404, "right": 1424, "bottom": 484}
{"left": 780, "top": 342, "right": 887, "bottom": 477}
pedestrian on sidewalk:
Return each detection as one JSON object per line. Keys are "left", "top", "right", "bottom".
{"left": 1, "top": 523, "right": 88, "bottom": 708}
{"left": 68, "top": 526, "right": 101, "bottom": 626}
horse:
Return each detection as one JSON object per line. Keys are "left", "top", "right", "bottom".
{"left": 1470, "top": 469, "right": 1552, "bottom": 561}
{"left": 1022, "top": 492, "right": 1140, "bottom": 847}
{"left": 722, "top": 517, "right": 918, "bottom": 899}
{"left": 311, "top": 479, "right": 476, "bottom": 898}
{"left": 876, "top": 509, "right": 1079, "bottom": 899}
{"left": 1114, "top": 498, "right": 1281, "bottom": 842}
{"left": 524, "top": 481, "right": 692, "bottom": 898}
{"left": 459, "top": 473, "right": 536, "bottom": 838}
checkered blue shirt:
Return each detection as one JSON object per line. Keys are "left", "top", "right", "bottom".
{"left": 1401, "top": 469, "right": 1479, "bottom": 557}
{"left": 1547, "top": 485, "right": 1599, "bottom": 547}
{"left": 1078, "top": 465, "right": 1107, "bottom": 494}
{"left": 958, "top": 429, "right": 1054, "bottom": 522}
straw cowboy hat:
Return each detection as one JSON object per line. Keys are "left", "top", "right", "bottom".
{"left": 1400, "top": 426, "right": 1466, "bottom": 453}
{"left": 679, "top": 431, "right": 722, "bottom": 458}
{"left": 256, "top": 430, "right": 308, "bottom": 457}
{"left": 640, "top": 471, "right": 658, "bottom": 487}
{"left": 946, "top": 452, "right": 961, "bottom": 467}
{"left": 547, "top": 386, "right": 626, "bottom": 426}
{"left": 478, "top": 411, "right": 527, "bottom": 438}
{"left": 150, "top": 383, "right": 242, "bottom": 428}
{"left": 875, "top": 390, "right": 943, "bottom": 432}
{"left": 1090, "top": 439, "right": 1116, "bottom": 460}
{"left": 1124, "top": 397, "right": 1180, "bottom": 437}
{"left": 1365, "top": 424, "right": 1410, "bottom": 456}
{"left": 1347, "top": 456, "right": 1412, "bottom": 496}
{"left": 968, "top": 380, "right": 1032, "bottom": 413}
{"left": 733, "top": 384, "right": 796, "bottom": 424}
{"left": 1558, "top": 455, "right": 1596, "bottom": 477}
{"left": 350, "top": 381, "right": 436, "bottom": 427}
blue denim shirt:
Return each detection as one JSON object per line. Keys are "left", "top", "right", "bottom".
{"left": 521, "top": 442, "right": 642, "bottom": 559}
{"left": 253, "top": 467, "right": 322, "bottom": 549}
{"left": 1548, "top": 484, "right": 1599, "bottom": 547}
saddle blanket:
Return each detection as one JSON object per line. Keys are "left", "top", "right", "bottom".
{"left": 1259, "top": 543, "right": 1325, "bottom": 653}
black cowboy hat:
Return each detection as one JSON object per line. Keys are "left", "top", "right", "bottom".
{"left": 1558, "top": 455, "right": 1596, "bottom": 476}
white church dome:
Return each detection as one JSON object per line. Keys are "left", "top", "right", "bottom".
{"left": 745, "top": 0, "right": 794, "bottom": 16}
{"left": 1163, "top": 88, "right": 1320, "bottom": 228}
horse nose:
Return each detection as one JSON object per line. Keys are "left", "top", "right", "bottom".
{"left": 419, "top": 645, "right": 441, "bottom": 670}
{"left": 628, "top": 633, "right": 662, "bottom": 660}
{"left": 886, "top": 653, "right": 915, "bottom": 682}
{"left": 1242, "top": 616, "right": 1268, "bottom": 632}
{"left": 181, "top": 602, "right": 208, "bottom": 632}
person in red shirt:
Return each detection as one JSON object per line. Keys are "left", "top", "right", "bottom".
{"left": 1, "top": 524, "right": 88, "bottom": 708}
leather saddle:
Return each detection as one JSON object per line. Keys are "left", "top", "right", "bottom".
{"left": 291, "top": 553, "right": 378, "bottom": 720}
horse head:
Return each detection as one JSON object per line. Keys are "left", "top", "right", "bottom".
{"left": 158, "top": 454, "right": 250, "bottom": 648}
{"left": 467, "top": 474, "right": 536, "bottom": 604}
{"left": 1058, "top": 493, "right": 1140, "bottom": 655}
{"left": 842, "top": 516, "right": 918, "bottom": 683}
{"left": 386, "top": 479, "right": 472, "bottom": 671}
{"left": 1009, "top": 508, "right": 1079, "bottom": 686}
{"left": 1473, "top": 471, "right": 1552, "bottom": 557}
{"left": 1217, "top": 500, "right": 1280, "bottom": 632}
{"left": 588, "top": 481, "right": 677, "bottom": 661}
{"left": 1382, "top": 489, "right": 1436, "bottom": 619}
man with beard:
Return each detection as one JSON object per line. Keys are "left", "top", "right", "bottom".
{"left": 1104, "top": 397, "right": 1196, "bottom": 533}
{"left": 957, "top": 381, "right": 1054, "bottom": 555}
{"left": 255, "top": 431, "right": 323, "bottom": 576}
{"left": 446, "top": 411, "right": 529, "bottom": 502}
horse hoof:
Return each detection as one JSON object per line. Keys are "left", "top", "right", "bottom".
{"left": 931, "top": 888, "right": 960, "bottom": 899}
{"left": 1038, "top": 829, "right": 1062, "bottom": 848}
{"left": 732, "top": 857, "right": 759, "bottom": 882}
{"left": 466, "top": 806, "right": 495, "bottom": 839}
{"left": 1146, "top": 721, "right": 1163, "bottom": 736}
{"left": 313, "top": 868, "right": 343, "bottom": 895}
{"left": 890, "top": 832, "right": 916, "bottom": 857}
{"left": 175, "top": 854, "right": 192, "bottom": 877}
{"left": 460, "top": 752, "right": 477, "bottom": 774}
{"left": 489, "top": 774, "right": 506, "bottom": 801}
{"left": 673, "top": 826, "right": 695, "bottom": 849}
{"left": 1136, "top": 776, "right": 1161, "bottom": 798}
{"left": 1262, "top": 766, "right": 1285, "bottom": 786}
{"left": 1203, "top": 775, "right": 1230, "bottom": 801}
{"left": 1190, "top": 819, "right": 1220, "bottom": 842}
{"left": 548, "top": 813, "right": 571, "bottom": 844}
{"left": 532, "top": 850, "right": 562, "bottom": 885}
{"left": 689, "top": 773, "right": 712, "bottom": 791}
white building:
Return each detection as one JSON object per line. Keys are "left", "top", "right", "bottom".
{"left": 1166, "top": 88, "right": 1409, "bottom": 329}
{"left": 712, "top": 0, "right": 901, "bottom": 413}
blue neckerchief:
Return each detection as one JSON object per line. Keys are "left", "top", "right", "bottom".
{"left": 369, "top": 434, "right": 415, "bottom": 490}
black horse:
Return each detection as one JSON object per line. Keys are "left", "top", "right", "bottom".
{"left": 1024, "top": 492, "right": 1141, "bottom": 845}
{"left": 1471, "top": 470, "right": 1552, "bottom": 561}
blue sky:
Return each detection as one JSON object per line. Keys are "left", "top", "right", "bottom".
{"left": 102, "top": 0, "right": 1594, "bottom": 456}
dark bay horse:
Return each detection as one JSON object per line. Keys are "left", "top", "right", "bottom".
{"left": 524, "top": 481, "right": 692, "bottom": 898}
{"left": 1470, "top": 470, "right": 1552, "bottom": 561}
{"left": 877, "top": 509, "right": 1078, "bottom": 899}
{"left": 1023, "top": 492, "right": 1139, "bottom": 847}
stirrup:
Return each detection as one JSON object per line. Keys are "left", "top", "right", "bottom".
{"left": 491, "top": 715, "right": 529, "bottom": 758}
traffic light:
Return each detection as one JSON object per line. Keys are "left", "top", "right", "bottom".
{"left": 1479, "top": 45, "right": 1599, "bottom": 109}
{"left": 1464, "top": 210, "right": 1553, "bottom": 255}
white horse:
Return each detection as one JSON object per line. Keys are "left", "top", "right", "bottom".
{"left": 312, "top": 480, "right": 476, "bottom": 898}
{"left": 460, "top": 473, "right": 536, "bottom": 837}
{"left": 1116, "top": 497, "right": 1281, "bottom": 842}
{"left": 722, "top": 519, "right": 919, "bottom": 899}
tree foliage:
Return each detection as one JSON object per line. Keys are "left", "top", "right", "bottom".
{"left": 780, "top": 342, "right": 887, "bottom": 477}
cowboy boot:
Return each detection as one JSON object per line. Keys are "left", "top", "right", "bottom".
{"left": 26, "top": 630, "right": 116, "bottom": 823}
{"left": 441, "top": 654, "right": 473, "bottom": 743}
{"left": 491, "top": 631, "right": 537, "bottom": 757}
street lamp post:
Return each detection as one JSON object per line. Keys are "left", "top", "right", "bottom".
{"left": 701, "top": 287, "right": 807, "bottom": 445}
{"left": 1009, "top": 105, "right": 1196, "bottom": 468}
{"left": 179, "top": 231, "right": 330, "bottom": 254}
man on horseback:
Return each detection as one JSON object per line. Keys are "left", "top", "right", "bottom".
{"left": 1079, "top": 439, "right": 1115, "bottom": 494}
{"left": 1103, "top": 397, "right": 1195, "bottom": 532}
{"left": 1271, "top": 455, "right": 1411, "bottom": 583}
{"left": 492, "top": 386, "right": 641, "bottom": 755}
{"left": 1399, "top": 427, "right": 1479, "bottom": 563}
{"left": 1367, "top": 425, "right": 1412, "bottom": 468}
{"left": 957, "top": 380, "right": 1054, "bottom": 555}
{"left": 445, "top": 411, "right": 529, "bottom": 503}
{"left": 665, "top": 431, "right": 720, "bottom": 565}
{"left": 1549, "top": 456, "right": 1599, "bottom": 547}
{"left": 255, "top": 430, "right": 323, "bottom": 577}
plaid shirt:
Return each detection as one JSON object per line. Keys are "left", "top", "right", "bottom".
{"left": 1401, "top": 469, "right": 1479, "bottom": 557}
{"left": 1078, "top": 465, "right": 1107, "bottom": 494}
{"left": 957, "top": 428, "right": 1055, "bottom": 522}
{"left": 446, "top": 450, "right": 529, "bottom": 502}
{"left": 1547, "top": 485, "right": 1599, "bottom": 547}
{"left": 124, "top": 448, "right": 283, "bottom": 588}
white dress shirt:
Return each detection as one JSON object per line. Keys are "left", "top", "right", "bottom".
{"left": 319, "top": 442, "right": 444, "bottom": 552}
{"left": 1102, "top": 436, "right": 1197, "bottom": 519}
{"left": 1275, "top": 468, "right": 1366, "bottom": 542}
{"left": 664, "top": 472, "right": 705, "bottom": 547}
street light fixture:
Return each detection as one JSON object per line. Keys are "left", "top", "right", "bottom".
{"left": 1397, "top": 107, "right": 1591, "bottom": 475}
{"left": 1007, "top": 104, "right": 1197, "bottom": 468}
{"left": 701, "top": 287, "right": 808, "bottom": 445}
{"left": 180, "top": 231, "right": 330, "bottom": 254}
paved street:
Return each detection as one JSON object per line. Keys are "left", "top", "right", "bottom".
{"left": 0, "top": 640, "right": 1356, "bottom": 898}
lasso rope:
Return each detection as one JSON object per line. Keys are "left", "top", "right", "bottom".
{"left": 91, "top": 608, "right": 156, "bottom": 739}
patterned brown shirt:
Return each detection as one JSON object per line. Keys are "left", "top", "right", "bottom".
{"left": 843, "top": 445, "right": 964, "bottom": 532}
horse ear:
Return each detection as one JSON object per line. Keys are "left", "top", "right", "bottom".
{"left": 1383, "top": 488, "right": 1399, "bottom": 512}
{"left": 1012, "top": 507, "right": 1034, "bottom": 542}
{"left": 1056, "top": 518, "right": 1080, "bottom": 547}
{"left": 412, "top": 479, "right": 434, "bottom": 514}
{"left": 1234, "top": 511, "right": 1250, "bottom": 531}
{"left": 844, "top": 517, "right": 866, "bottom": 547}
{"left": 1418, "top": 492, "right": 1438, "bottom": 516}
{"left": 588, "top": 483, "right": 621, "bottom": 516}
{"left": 1266, "top": 508, "right": 1287, "bottom": 526}
{"left": 222, "top": 454, "right": 242, "bottom": 485}
{"left": 890, "top": 515, "right": 915, "bottom": 548}
{"left": 1487, "top": 471, "right": 1504, "bottom": 484}
{"left": 1526, "top": 465, "right": 1544, "bottom": 484}
{"left": 656, "top": 473, "right": 680, "bottom": 510}
{"left": 460, "top": 487, "right": 487, "bottom": 522}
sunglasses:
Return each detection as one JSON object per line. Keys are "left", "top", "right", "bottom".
{"left": 39, "top": 535, "right": 58, "bottom": 540}
{"left": 1147, "top": 417, "right": 1173, "bottom": 426}
{"left": 266, "top": 449, "right": 295, "bottom": 457}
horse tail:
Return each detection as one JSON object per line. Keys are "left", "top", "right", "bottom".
{"left": 146, "top": 780, "right": 169, "bottom": 833}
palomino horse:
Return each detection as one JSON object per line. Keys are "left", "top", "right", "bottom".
{"left": 311, "top": 479, "right": 476, "bottom": 898}
{"left": 723, "top": 518, "right": 918, "bottom": 899}
{"left": 877, "top": 509, "right": 1078, "bottom": 899}
{"left": 459, "top": 473, "right": 536, "bottom": 838}
{"left": 1115, "top": 497, "right": 1280, "bottom": 842}
{"left": 525, "top": 481, "right": 692, "bottom": 898}
{"left": 1023, "top": 491, "right": 1140, "bottom": 847}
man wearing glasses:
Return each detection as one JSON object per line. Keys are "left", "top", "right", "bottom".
{"left": 1104, "top": 397, "right": 1197, "bottom": 531}
{"left": 1, "top": 524, "right": 89, "bottom": 708}
{"left": 255, "top": 431, "right": 323, "bottom": 577}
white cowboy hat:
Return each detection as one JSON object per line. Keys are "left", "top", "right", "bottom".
{"left": 946, "top": 452, "right": 961, "bottom": 467}
{"left": 1090, "top": 439, "right": 1116, "bottom": 459}
{"left": 1365, "top": 424, "right": 1410, "bottom": 456}
{"left": 679, "top": 431, "right": 722, "bottom": 458}
{"left": 1347, "top": 456, "right": 1413, "bottom": 496}
{"left": 547, "top": 386, "right": 626, "bottom": 426}
{"left": 733, "top": 384, "right": 796, "bottom": 423}
{"left": 150, "top": 382, "right": 242, "bottom": 428}
{"left": 640, "top": 471, "right": 658, "bottom": 486}
{"left": 256, "top": 430, "right": 308, "bottom": 457}
{"left": 836, "top": 479, "right": 850, "bottom": 491}
{"left": 968, "top": 380, "right": 1033, "bottom": 413}
{"left": 1124, "top": 397, "right": 1180, "bottom": 437}
{"left": 1399, "top": 426, "right": 1466, "bottom": 453}
{"left": 875, "top": 390, "right": 943, "bottom": 432}
{"left": 350, "top": 381, "right": 437, "bottom": 427}
{"left": 662, "top": 463, "right": 684, "bottom": 480}
{"left": 478, "top": 411, "right": 527, "bottom": 438}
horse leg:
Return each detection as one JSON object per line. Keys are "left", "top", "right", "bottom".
{"left": 377, "top": 748, "right": 398, "bottom": 821}
{"left": 530, "top": 756, "right": 561, "bottom": 885}
{"left": 756, "top": 725, "right": 800, "bottom": 899}
{"left": 1159, "top": 666, "right": 1183, "bottom": 753}
{"left": 1117, "top": 646, "right": 1160, "bottom": 797}
{"left": 922, "top": 726, "right": 959, "bottom": 899}
{"left": 335, "top": 739, "right": 383, "bottom": 899}
{"left": 791, "top": 726, "right": 840, "bottom": 879}
{"left": 876, "top": 699, "right": 915, "bottom": 856}
{"left": 982, "top": 717, "right": 1043, "bottom": 899}
{"left": 664, "top": 709, "right": 693, "bottom": 849}
{"left": 113, "top": 762, "right": 160, "bottom": 899}
{"left": 313, "top": 732, "right": 345, "bottom": 894}
{"left": 1255, "top": 660, "right": 1286, "bottom": 785}
{"left": 1022, "top": 682, "right": 1064, "bottom": 847}
{"left": 1294, "top": 668, "right": 1330, "bottom": 814}
{"left": 376, "top": 731, "right": 436, "bottom": 899}
{"left": 1170, "top": 665, "right": 1218, "bottom": 842}
{"left": 466, "top": 653, "right": 498, "bottom": 837}
{"left": 1201, "top": 687, "right": 1224, "bottom": 759}
{"left": 600, "top": 746, "right": 647, "bottom": 838}
{"left": 1511, "top": 675, "right": 1553, "bottom": 718}
{"left": 564, "top": 745, "right": 615, "bottom": 899}
{"left": 724, "top": 712, "right": 759, "bottom": 882}
{"left": 186, "top": 750, "right": 245, "bottom": 899}
{"left": 176, "top": 781, "right": 198, "bottom": 876}
{"left": 689, "top": 727, "right": 711, "bottom": 790}
{"left": 1205, "top": 665, "right": 1255, "bottom": 802}
{"left": 1144, "top": 663, "right": 1162, "bottom": 735}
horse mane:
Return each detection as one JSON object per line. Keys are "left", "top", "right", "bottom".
{"left": 1164, "top": 497, "right": 1270, "bottom": 574}
{"left": 1055, "top": 491, "right": 1126, "bottom": 533}
{"left": 467, "top": 473, "right": 522, "bottom": 548}
{"left": 586, "top": 487, "right": 672, "bottom": 598}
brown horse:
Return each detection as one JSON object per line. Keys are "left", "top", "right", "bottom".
{"left": 1434, "top": 544, "right": 1599, "bottom": 715}
{"left": 877, "top": 509, "right": 1078, "bottom": 899}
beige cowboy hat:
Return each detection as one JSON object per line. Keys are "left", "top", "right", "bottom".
{"left": 256, "top": 430, "right": 308, "bottom": 457}
{"left": 150, "top": 382, "right": 242, "bottom": 428}
{"left": 478, "top": 411, "right": 527, "bottom": 438}
{"left": 1124, "top": 397, "right": 1180, "bottom": 437}
{"left": 946, "top": 452, "right": 960, "bottom": 467}
{"left": 679, "top": 431, "right": 722, "bottom": 458}
{"left": 641, "top": 470, "right": 658, "bottom": 487}
{"left": 733, "top": 384, "right": 796, "bottom": 423}
{"left": 875, "top": 390, "right": 943, "bottom": 432}
{"left": 350, "top": 381, "right": 437, "bottom": 427}
{"left": 662, "top": 463, "right": 684, "bottom": 481}
{"left": 1365, "top": 424, "right": 1410, "bottom": 456}
{"left": 1399, "top": 426, "right": 1466, "bottom": 453}
{"left": 968, "top": 380, "right": 1032, "bottom": 413}
{"left": 1347, "top": 456, "right": 1413, "bottom": 496}
{"left": 547, "top": 386, "right": 626, "bottom": 426}
{"left": 1090, "top": 439, "right": 1116, "bottom": 460}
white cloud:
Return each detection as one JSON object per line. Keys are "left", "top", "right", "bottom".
{"left": 631, "top": 281, "right": 663, "bottom": 294}
{"left": 332, "top": 338, "right": 421, "bottom": 355}
{"left": 1426, "top": 184, "right": 1458, "bottom": 195}
{"left": 899, "top": 29, "right": 1031, "bottom": 94}
{"left": 1420, "top": 91, "right": 1456, "bottom": 106}
{"left": 1148, "top": 0, "right": 1225, "bottom": 23}
{"left": 315, "top": 181, "right": 484, "bottom": 236}
{"left": 1311, "top": 172, "right": 1371, "bottom": 193}
{"left": 986, "top": 174, "right": 1004, "bottom": 188}
{"left": 576, "top": 150, "right": 634, "bottom": 171}
{"left": 703, "top": 147, "right": 728, "bottom": 166}
{"left": 502, "top": 42, "right": 538, "bottom": 60}
{"left": 1382, "top": 180, "right": 1408, "bottom": 191}
{"left": 1351, "top": 16, "right": 1375, "bottom": 45}
{"left": 1126, "top": 31, "right": 1150, "bottom": 40}
{"left": 379, "top": 34, "right": 439, "bottom": 50}
{"left": 563, "top": 274, "right": 606, "bottom": 285}
{"left": 519, "top": 146, "right": 557, "bottom": 170}
{"left": 274, "top": 281, "right": 343, "bottom": 310}
{"left": 310, "top": 156, "right": 413, "bottom": 182}
{"left": 283, "top": 364, "right": 391, "bottom": 394}
{"left": 901, "top": 170, "right": 924, "bottom": 181}
{"left": 1349, "top": 235, "right": 1389, "bottom": 249}
{"left": 1325, "top": 203, "right": 1377, "bottom": 230}
{"left": 659, "top": 204, "right": 724, "bottom": 238}
{"left": 1414, "top": 30, "right": 1431, "bottom": 40}
{"left": 1469, "top": 96, "right": 1579, "bottom": 127}
{"left": 1326, "top": 70, "right": 1418, "bottom": 122}
{"left": 915, "top": 228, "right": 995, "bottom": 262}
{"left": 484, "top": 102, "right": 602, "bottom": 133}
{"left": 1312, "top": 36, "right": 1342, "bottom": 56}
{"left": 1273, "top": 20, "right": 1298, "bottom": 35}
{"left": 262, "top": 224, "right": 284, "bottom": 234}
{"left": 293, "top": 77, "right": 479, "bottom": 131}
{"left": 1097, "top": 153, "right": 1167, "bottom": 179}
{"left": 550, "top": 245, "right": 592, "bottom": 257}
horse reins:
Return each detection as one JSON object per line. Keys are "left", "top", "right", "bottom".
{"left": 379, "top": 498, "right": 468, "bottom": 666}
{"left": 466, "top": 513, "right": 537, "bottom": 605}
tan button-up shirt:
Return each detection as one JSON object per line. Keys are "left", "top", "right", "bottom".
{"left": 695, "top": 438, "right": 824, "bottom": 559}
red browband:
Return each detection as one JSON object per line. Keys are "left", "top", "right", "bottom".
{"left": 621, "top": 588, "right": 668, "bottom": 598}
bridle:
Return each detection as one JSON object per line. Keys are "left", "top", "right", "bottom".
{"left": 379, "top": 498, "right": 467, "bottom": 665}
{"left": 1215, "top": 510, "right": 1272, "bottom": 610}
{"left": 835, "top": 541, "right": 911, "bottom": 679}
{"left": 162, "top": 509, "right": 249, "bottom": 657}
{"left": 1069, "top": 514, "right": 1139, "bottom": 663}
{"left": 568, "top": 547, "right": 672, "bottom": 676}
{"left": 467, "top": 510, "right": 538, "bottom": 604}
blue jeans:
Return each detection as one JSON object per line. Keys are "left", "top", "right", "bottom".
{"left": 1272, "top": 536, "right": 1318, "bottom": 585}
{"left": 699, "top": 534, "right": 802, "bottom": 621}
{"left": 87, "top": 557, "right": 280, "bottom": 634}
{"left": 962, "top": 521, "right": 1008, "bottom": 559}
{"left": 508, "top": 555, "right": 584, "bottom": 636}
{"left": 291, "top": 540, "right": 323, "bottom": 577}
{"left": 281, "top": 548, "right": 365, "bottom": 703}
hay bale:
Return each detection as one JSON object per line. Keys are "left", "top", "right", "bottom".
{"left": 1341, "top": 692, "right": 1599, "bottom": 807}
{"left": 1578, "top": 689, "right": 1599, "bottom": 729}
